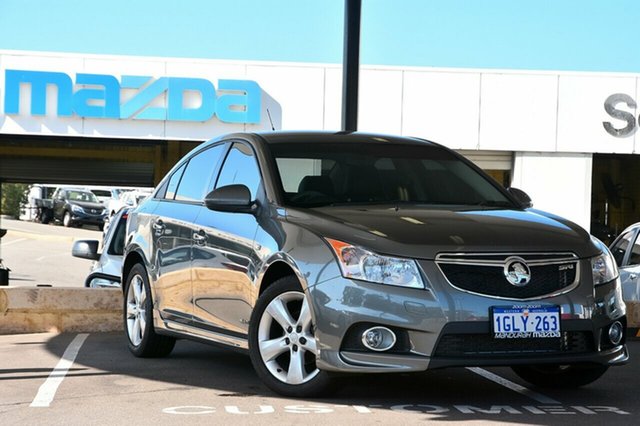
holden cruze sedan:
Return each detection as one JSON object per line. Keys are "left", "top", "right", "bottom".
{"left": 122, "top": 131, "right": 628, "bottom": 396}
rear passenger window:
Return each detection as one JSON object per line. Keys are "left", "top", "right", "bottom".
{"left": 175, "top": 144, "right": 226, "bottom": 202}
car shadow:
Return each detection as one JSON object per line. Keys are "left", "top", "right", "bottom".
{"left": 37, "top": 332, "right": 635, "bottom": 424}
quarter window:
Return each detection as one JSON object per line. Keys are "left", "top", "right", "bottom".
{"left": 164, "top": 163, "right": 186, "bottom": 200}
{"left": 215, "top": 143, "right": 261, "bottom": 199}
{"left": 175, "top": 144, "right": 226, "bottom": 202}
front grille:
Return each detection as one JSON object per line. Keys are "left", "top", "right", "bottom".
{"left": 436, "top": 253, "right": 579, "bottom": 299}
{"left": 433, "top": 331, "right": 594, "bottom": 358}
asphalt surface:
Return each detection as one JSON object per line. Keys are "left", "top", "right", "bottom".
{"left": 1, "top": 218, "right": 638, "bottom": 424}
{"left": 0, "top": 217, "right": 100, "bottom": 287}
{"left": 0, "top": 332, "right": 637, "bottom": 425}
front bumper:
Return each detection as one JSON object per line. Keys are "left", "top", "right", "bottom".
{"left": 308, "top": 259, "right": 628, "bottom": 373}
{"left": 71, "top": 211, "right": 106, "bottom": 225}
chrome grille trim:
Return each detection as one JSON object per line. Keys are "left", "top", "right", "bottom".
{"left": 434, "top": 252, "right": 581, "bottom": 300}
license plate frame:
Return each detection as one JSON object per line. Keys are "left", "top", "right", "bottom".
{"left": 491, "top": 305, "right": 561, "bottom": 339}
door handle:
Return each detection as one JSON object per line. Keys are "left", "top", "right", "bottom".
{"left": 630, "top": 273, "right": 638, "bottom": 281}
{"left": 152, "top": 221, "right": 165, "bottom": 235}
{"left": 192, "top": 232, "right": 207, "bottom": 243}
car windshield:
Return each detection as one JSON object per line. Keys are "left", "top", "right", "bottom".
{"left": 91, "top": 190, "right": 111, "bottom": 198}
{"left": 68, "top": 190, "right": 99, "bottom": 203}
{"left": 270, "top": 142, "right": 514, "bottom": 208}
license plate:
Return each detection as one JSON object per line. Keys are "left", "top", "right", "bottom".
{"left": 492, "top": 306, "right": 561, "bottom": 338}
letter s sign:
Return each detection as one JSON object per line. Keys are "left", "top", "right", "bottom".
{"left": 603, "top": 93, "right": 637, "bottom": 137}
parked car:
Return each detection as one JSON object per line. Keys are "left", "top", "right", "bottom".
{"left": 52, "top": 187, "right": 107, "bottom": 230}
{"left": 90, "top": 187, "right": 131, "bottom": 206}
{"left": 609, "top": 223, "right": 640, "bottom": 302}
{"left": 72, "top": 208, "right": 129, "bottom": 288}
{"left": 107, "top": 189, "right": 152, "bottom": 217}
{"left": 122, "top": 131, "right": 627, "bottom": 397}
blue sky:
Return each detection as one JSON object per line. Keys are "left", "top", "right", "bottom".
{"left": 1, "top": 0, "right": 639, "bottom": 72}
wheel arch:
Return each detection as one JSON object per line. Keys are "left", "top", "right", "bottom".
{"left": 122, "top": 249, "right": 146, "bottom": 294}
{"left": 257, "top": 258, "right": 301, "bottom": 297}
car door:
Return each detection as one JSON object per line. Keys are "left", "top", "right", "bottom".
{"left": 191, "top": 141, "right": 263, "bottom": 335}
{"left": 52, "top": 189, "right": 66, "bottom": 220}
{"left": 611, "top": 227, "right": 640, "bottom": 301}
{"left": 151, "top": 143, "right": 227, "bottom": 324}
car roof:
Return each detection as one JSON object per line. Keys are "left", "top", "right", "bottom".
{"left": 225, "top": 131, "right": 440, "bottom": 147}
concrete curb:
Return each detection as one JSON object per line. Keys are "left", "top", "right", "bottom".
{"left": 0, "top": 286, "right": 639, "bottom": 336}
{"left": 0, "top": 287, "right": 122, "bottom": 334}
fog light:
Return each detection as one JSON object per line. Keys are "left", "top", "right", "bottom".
{"left": 608, "top": 321, "right": 624, "bottom": 345}
{"left": 361, "top": 326, "right": 396, "bottom": 352}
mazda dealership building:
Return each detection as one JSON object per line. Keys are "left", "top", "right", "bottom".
{"left": 1, "top": 49, "right": 639, "bottom": 237}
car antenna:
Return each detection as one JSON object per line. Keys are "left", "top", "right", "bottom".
{"left": 266, "top": 108, "right": 275, "bottom": 131}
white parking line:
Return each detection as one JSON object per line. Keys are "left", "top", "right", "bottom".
{"left": 35, "top": 253, "right": 69, "bottom": 262}
{"left": 466, "top": 367, "right": 560, "bottom": 404}
{"left": 1, "top": 237, "right": 27, "bottom": 246}
{"left": 30, "top": 333, "right": 89, "bottom": 408}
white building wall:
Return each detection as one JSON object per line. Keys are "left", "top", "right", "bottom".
{"left": 401, "top": 71, "right": 480, "bottom": 149}
{"left": 512, "top": 152, "right": 593, "bottom": 230}
{"left": 478, "top": 74, "right": 558, "bottom": 152}
{"left": 2, "top": 50, "right": 640, "bottom": 153}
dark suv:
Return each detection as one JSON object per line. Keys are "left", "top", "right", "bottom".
{"left": 122, "top": 131, "right": 628, "bottom": 397}
{"left": 52, "top": 188, "right": 107, "bottom": 230}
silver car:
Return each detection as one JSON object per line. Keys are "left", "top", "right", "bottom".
{"left": 72, "top": 208, "right": 129, "bottom": 288}
{"left": 122, "top": 132, "right": 628, "bottom": 396}
{"left": 610, "top": 223, "right": 640, "bottom": 302}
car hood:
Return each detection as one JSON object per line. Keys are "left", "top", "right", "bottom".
{"left": 285, "top": 205, "right": 599, "bottom": 259}
{"left": 71, "top": 201, "right": 105, "bottom": 210}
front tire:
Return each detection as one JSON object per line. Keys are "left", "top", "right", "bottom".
{"left": 63, "top": 211, "right": 72, "bottom": 227}
{"left": 249, "top": 276, "right": 335, "bottom": 397}
{"left": 124, "top": 263, "right": 175, "bottom": 357}
{"left": 511, "top": 364, "right": 609, "bottom": 388}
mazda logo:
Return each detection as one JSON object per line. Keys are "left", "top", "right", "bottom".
{"left": 503, "top": 256, "right": 531, "bottom": 287}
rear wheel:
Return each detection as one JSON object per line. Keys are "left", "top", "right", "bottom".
{"left": 124, "top": 263, "right": 175, "bottom": 357}
{"left": 511, "top": 364, "right": 609, "bottom": 388}
{"left": 249, "top": 276, "right": 335, "bottom": 397}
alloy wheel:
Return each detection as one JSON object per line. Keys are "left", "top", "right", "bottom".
{"left": 126, "top": 274, "right": 147, "bottom": 346}
{"left": 257, "top": 291, "right": 319, "bottom": 385}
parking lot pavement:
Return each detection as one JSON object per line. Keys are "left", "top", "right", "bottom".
{"left": 0, "top": 332, "right": 637, "bottom": 425}
{"left": 1, "top": 218, "right": 99, "bottom": 287}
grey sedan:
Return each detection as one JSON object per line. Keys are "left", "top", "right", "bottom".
{"left": 122, "top": 132, "right": 628, "bottom": 396}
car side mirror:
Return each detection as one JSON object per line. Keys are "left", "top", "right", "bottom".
{"left": 507, "top": 187, "right": 533, "bottom": 209}
{"left": 204, "top": 184, "right": 257, "bottom": 214}
{"left": 72, "top": 240, "right": 101, "bottom": 260}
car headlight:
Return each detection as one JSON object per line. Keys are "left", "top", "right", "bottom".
{"left": 326, "top": 238, "right": 424, "bottom": 289}
{"left": 590, "top": 236, "right": 619, "bottom": 286}
{"left": 71, "top": 205, "right": 84, "bottom": 213}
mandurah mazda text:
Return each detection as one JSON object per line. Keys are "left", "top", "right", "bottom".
{"left": 122, "top": 132, "right": 628, "bottom": 396}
